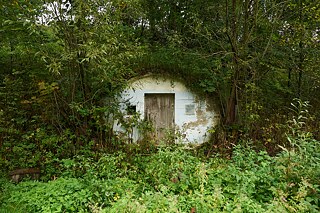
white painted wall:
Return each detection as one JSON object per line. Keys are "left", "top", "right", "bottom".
{"left": 114, "top": 76, "right": 218, "bottom": 144}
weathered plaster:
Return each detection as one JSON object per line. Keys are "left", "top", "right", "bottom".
{"left": 115, "top": 75, "right": 219, "bottom": 143}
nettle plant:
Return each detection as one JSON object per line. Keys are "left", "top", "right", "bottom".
{"left": 117, "top": 110, "right": 153, "bottom": 144}
{"left": 287, "top": 98, "right": 312, "bottom": 139}
{"left": 274, "top": 99, "right": 320, "bottom": 211}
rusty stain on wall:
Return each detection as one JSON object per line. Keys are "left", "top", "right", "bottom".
{"left": 182, "top": 108, "right": 209, "bottom": 130}
{"left": 114, "top": 75, "right": 219, "bottom": 143}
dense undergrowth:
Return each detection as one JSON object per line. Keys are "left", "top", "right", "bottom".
{"left": 0, "top": 134, "right": 319, "bottom": 213}
{"left": 1, "top": 1, "right": 320, "bottom": 212}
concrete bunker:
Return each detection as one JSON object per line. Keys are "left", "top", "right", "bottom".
{"left": 114, "top": 75, "right": 219, "bottom": 144}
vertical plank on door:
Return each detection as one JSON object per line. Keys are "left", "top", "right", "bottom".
{"left": 144, "top": 93, "right": 175, "bottom": 140}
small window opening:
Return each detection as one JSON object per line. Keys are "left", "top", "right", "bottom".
{"left": 127, "top": 104, "right": 136, "bottom": 115}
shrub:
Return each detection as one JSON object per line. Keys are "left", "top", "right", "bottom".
{"left": 0, "top": 138, "right": 319, "bottom": 212}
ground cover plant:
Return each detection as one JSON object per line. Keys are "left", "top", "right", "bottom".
{"left": 1, "top": 0, "right": 320, "bottom": 212}
{"left": 1, "top": 134, "right": 319, "bottom": 213}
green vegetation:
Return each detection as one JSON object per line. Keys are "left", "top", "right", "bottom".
{"left": 1, "top": 0, "right": 320, "bottom": 212}
{"left": 1, "top": 135, "right": 319, "bottom": 212}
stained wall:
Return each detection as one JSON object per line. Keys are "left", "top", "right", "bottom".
{"left": 115, "top": 76, "right": 219, "bottom": 143}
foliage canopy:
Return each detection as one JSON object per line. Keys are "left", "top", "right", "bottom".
{"left": 0, "top": 0, "right": 320, "bottom": 190}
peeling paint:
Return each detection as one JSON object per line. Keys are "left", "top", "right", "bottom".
{"left": 182, "top": 109, "right": 209, "bottom": 130}
{"left": 114, "top": 75, "right": 219, "bottom": 143}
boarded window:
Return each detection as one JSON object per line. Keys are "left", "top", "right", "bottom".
{"left": 185, "top": 104, "right": 195, "bottom": 115}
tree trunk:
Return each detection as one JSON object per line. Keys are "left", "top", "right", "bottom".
{"left": 225, "top": 0, "right": 239, "bottom": 125}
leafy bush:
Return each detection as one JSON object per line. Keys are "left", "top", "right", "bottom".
{"left": 1, "top": 137, "right": 319, "bottom": 212}
{"left": 1, "top": 178, "right": 92, "bottom": 212}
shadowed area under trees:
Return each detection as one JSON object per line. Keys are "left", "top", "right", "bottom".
{"left": 0, "top": 0, "right": 319, "bottom": 212}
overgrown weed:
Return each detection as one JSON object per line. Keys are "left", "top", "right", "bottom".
{"left": 1, "top": 136, "right": 319, "bottom": 212}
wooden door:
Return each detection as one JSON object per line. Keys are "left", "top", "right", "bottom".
{"left": 144, "top": 93, "right": 175, "bottom": 140}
